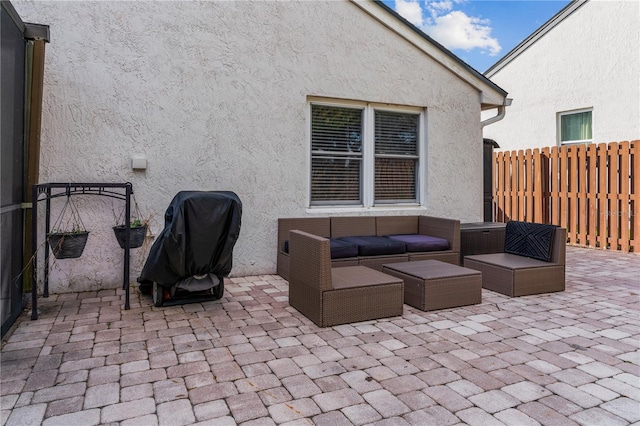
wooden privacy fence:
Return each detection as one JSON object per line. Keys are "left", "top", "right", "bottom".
{"left": 494, "top": 140, "right": 638, "bottom": 252}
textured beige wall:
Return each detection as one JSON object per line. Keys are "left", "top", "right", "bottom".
{"left": 483, "top": 0, "right": 640, "bottom": 150}
{"left": 16, "top": 1, "right": 485, "bottom": 292}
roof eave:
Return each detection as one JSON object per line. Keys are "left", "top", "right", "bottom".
{"left": 351, "top": 0, "right": 508, "bottom": 108}
{"left": 484, "top": 0, "right": 588, "bottom": 77}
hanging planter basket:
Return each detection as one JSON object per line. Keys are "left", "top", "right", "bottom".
{"left": 47, "top": 195, "right": 89, "bottom": 259}
{"left": 112, "top": 225, "right": 147, "bottom": 249}
{"left": 47, "top": 231, "right": 90, "bottom": 259}
{"left": 112, "top": 195, "right": 148, "bottom": 249}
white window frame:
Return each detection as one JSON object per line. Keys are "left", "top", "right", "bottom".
{"left": 557, "top": 108, "right": 593, "bottom": 145}
{"left": 307, "top": 98, "right": 426, "bottom": 210}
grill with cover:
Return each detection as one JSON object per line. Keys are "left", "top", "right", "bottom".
{"left": 138, "top": 191, "right": 242, "bottom": 307}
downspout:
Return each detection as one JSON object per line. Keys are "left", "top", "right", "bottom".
{"left": 481, "top": 98, "right": 513, "bottom": 128}
{"left": 481, "top": 97, "right": 511, "bottom": 222}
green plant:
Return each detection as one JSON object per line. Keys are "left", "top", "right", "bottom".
{"left": 50, "top": 196, "right": 87, "bottom": 235}
{"left": 113, "top": 218, "right": 149, "bottom": 249}
{"left": 114, "top": 217, "right": 148, "bottom": 229}
{"left": 50, "top": 224, "right": 86, "bottom": 234}
{"left": 112, "top": 196, "right": 149, "bottom": 228}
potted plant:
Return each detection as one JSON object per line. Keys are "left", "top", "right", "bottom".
{"left": 112, "top": 197, "right": 149, "bottom": 249}
{"left": 113, "top": 218, "right": 148, "bottom": 249}
{"left": 47, "top": 197, "right": 90, "bottom": 259}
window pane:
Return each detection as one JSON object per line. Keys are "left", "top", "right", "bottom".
{"left": 374, "top": 111, "right": 419, "bottom": 203}
{"left": 311, "top": 156, "right": 361, "bottom": 203}
{"left": 561, "top": 111, "right": 592, "bottom": 142}
{"left": 375, "top": 111, "right": 418, "bottom": 155}
{"left": 310, "top": 104, "right": 363, "bottom": 204}
{"left": 311, "top": 105, "right": 362, "bottom": 153}
{"left": 375, "top": 158, "right": 416, "bottom": 201}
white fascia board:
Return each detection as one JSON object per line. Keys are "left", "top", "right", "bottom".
{"left": 351, "top": 0, "right": 507, "bottom": 108}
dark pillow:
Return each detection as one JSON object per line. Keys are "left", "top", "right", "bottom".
{"left": 504, "top": 221, "right": 556, "bottom": 262}
{"left": 283, "top": 238, "right": 358, "bottom": 259}
{"left": 338, "top": 236, "right": 406, "bottom": 256}
{"left": 386, "top": 234, "right": 449, "bottom": 252}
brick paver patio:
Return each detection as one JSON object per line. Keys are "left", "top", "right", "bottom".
{"left": 1, "top": 246, "right": 638, "bottom": 425}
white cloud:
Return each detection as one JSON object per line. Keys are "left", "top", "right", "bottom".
{"left": 426, "top": 0, "right": 453, "bottom": 18}
{"left": 394, "top": 0, "right": 502, "bottom": 56}
{"left": 394, "top": 0, "right": 425, "bottom": 27}
{"left": 427, "top": 11, "right": 502, "bottom": 55}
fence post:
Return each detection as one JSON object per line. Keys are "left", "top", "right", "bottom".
{"left": 577, "top": 144, "right": 588, "bottom": 246}
{"left": 587, "top": 144, "right": 597, "bottom": 248}
{"left": 609, "top": 142, "right": 620, "bottom": 250}
{"left": 632, "top": 140, "right": 639, "bottom": 253}
{"left": 541, "top": 147, "right": 551, "bottom": 223}
{"left": 598, "top": 143, "right": 609, "bottom": 249}
{"left": 619, "top": 141, "right": 630, "bottom": 252}
{"left": 510, "top": 151, "right": 518, "bottom": 221}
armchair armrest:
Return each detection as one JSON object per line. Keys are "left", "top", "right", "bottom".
{"left": 418, "top": 216, "right": 460, "bottom": 252}
{"left": 551, "top": 227, "right": 567, "bottom": 265}
{"left": 289, "top": 230, "right": 333, "bottom": 292}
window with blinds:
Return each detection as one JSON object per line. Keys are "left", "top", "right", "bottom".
{"left": 309, "top": 101, "right": 423, "bottom": 207}
{"left": 374, "top": 111, "right": 418, "bottom": 203}
{"left": 310, "top": 105, "right": 363, "bottom": 204}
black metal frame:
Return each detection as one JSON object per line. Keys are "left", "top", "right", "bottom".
{"left": 31, "top": 182, "right": 133, "bottom": 320}
{"left": 2, "top": 1, "right": 27, "bottom": 337}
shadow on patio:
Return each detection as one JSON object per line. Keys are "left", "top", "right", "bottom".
{"left": 1, "top": 246, "right": 639, "bottom": 425}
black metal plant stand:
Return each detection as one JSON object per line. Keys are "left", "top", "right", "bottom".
{"left": 31, "top": 182, "right": 134, "bottom": 320}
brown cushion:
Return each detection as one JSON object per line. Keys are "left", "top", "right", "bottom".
{"left": 331, "top": 266, "right": 402, "bottom": 289}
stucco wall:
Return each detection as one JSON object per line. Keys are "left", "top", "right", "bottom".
{"left": 15, "top": 0, "right": 485, "bottom": 292}
{"left": 483, "top": 0, "right": 640, "bottom": 151}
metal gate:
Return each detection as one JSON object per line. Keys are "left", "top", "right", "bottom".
{"left": 1, "top": 2, "right": 48, "bottom": 337}
{"left": 1, "top": 2, "right": 27, "bottom": 337}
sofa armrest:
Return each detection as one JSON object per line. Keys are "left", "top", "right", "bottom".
{"left": 289, "top": 230, "right": 333, "bottom": 292}
{"left": 278, "top": 218, "right": 330, "bottom": 252}
{"left": 551, "top": 227, "right": 567, "bottom": 265}
{"left": 418, "top": 216, "right": 460, "bottom": 252}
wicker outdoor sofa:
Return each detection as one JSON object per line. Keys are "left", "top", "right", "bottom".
{"left": 277, "top": 215, "right": 460, "bottom": 281}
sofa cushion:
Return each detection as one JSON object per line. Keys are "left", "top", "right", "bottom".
{"left": 386, "top": 234, "right": 449, "bottom": 252}
{"left": 338, "top": 236, "right": 406, "bottom": 256}
{"left": 504, "top": 221, "right": 556, "bottom": 262}
{"left": 284, "top": 238, "right": 358, "bottom": 259}
{"left": 329, "top": 239, "right": 359, "bottom": 259}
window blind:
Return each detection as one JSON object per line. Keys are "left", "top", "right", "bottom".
{"left": 310, "top": 105, "right": 363, "bottom": 204}
{"left": 374, "top": 111, "right": 418, "bottom": 202}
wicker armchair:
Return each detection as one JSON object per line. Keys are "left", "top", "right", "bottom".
{"left": 464, "top": 224, "right": 566, "bottom": 297}
{"left": 288, "top": 230, "right": 404, "bottom": 327}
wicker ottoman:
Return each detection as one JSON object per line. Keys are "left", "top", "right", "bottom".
{"left": 382, "top": 260, "right": 482, "bottom": 311}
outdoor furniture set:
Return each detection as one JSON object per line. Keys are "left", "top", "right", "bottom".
{"left": 278, "top": 215, "right": 461, "bottom": 281}
{"left": 282, "top": 215, "right": 566, "bottom": 327}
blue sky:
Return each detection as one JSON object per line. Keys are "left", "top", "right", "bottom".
{"left": 382, "top": 0, "right": 571, "bottom": 73}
